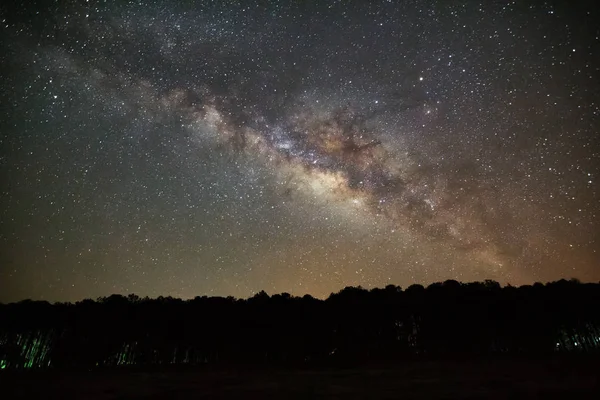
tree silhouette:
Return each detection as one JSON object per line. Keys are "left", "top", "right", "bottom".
{"left": 1, "top": 279, "right": 599, "bottom": 370}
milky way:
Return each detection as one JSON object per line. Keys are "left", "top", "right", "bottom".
{"left": 1, "top": 1, "right": 598, "bottom": 302}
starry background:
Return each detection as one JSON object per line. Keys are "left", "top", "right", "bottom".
{"left": 0, "top": 0, "right": 598, "bottom": 303}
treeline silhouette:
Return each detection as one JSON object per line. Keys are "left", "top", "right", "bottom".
{"left": 1, "top": 279, "right": 600, "bottom": 370}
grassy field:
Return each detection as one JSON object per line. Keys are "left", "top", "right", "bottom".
{"left": 2, "top": 357, "right": 600, "bottom": 399}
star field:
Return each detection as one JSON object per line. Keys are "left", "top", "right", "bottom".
{"left": 0, "top": 1, "right": 598, "bottom": 302}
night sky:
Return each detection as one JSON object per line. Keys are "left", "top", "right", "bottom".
{"left": 1, "top": 1, "right": 598, "bottom": 303}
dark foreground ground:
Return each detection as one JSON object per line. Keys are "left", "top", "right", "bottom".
{"left": 2, "top": 357, "right": 600, "bottom": 399}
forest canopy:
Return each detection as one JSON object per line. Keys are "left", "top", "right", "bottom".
{"left": 1, "top": 279, "right": 599, "bottom": 370}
